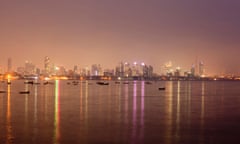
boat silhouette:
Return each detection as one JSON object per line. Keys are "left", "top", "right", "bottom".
{"left": 19, "top": 91, "right": 30, "bottom": 94}
{"left": 96, "top": 81, "right": 109, "bottom": 85}
{"left": 158, "top": 87, "right": 166, "bottom": 90}
{"left": 0, "top": 90, "right": 6, "bottom": 93}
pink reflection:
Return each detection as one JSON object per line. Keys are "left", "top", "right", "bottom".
{"left": 140, "top": 81, "right": 145, "bottom": 141}
{"left": 141, "top": 81, "right": 145, "bottom": 125}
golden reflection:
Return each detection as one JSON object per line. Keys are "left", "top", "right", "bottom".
{"left": 187, "top": 81, "right": 191, "bottom": 120}
{"left": 81, "top": 81, "right": 91, "bottom": 139}
{"left": 85, "top": 81, "right": 88, "bottom": 120}
{"left": 80, "top": 81, "right": 83, "bottom": 121}
{"left": 84, "top": 80, "right": 89, "bottom": 139}
{"left": 124, "top": 83, "right": 129, "bottom": 124}
{"left": 25, "top": 84, "right": 29, "bottom": 123}
{"left": 201, "top": 81, "right": 205, "bottom": 124}
{"left": 176, "top": 81, "right": 181, "bottom": 138}
{"left": 6, "top": 84, "right": 13, "bottom": 144}
{"left": 200, "top": 81, "right": 205, "bottom": 142}
{"left": 117, "top": 83, "right": 122, "bottom": 112}
{"left": 24, "top": 83, "right": 29, "bottom": 139}
{"left": 33, "top": 84, "right": 38, "bottom": 141}
{"left": 54, "top": 80, "right": 60, "bottom": 144}
{"left": 165, "top": 81, "right": 173, "bottom": 144}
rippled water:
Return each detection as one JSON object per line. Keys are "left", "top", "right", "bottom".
{"left": 1, "top": 80, "right": 240, "bottom": 144}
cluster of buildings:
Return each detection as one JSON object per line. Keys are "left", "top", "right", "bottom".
{"left": 0, "top": 56, "right": 215, "bottom": 81}
{"left": 163, "top": 61, "right": 205, "bottom": 79}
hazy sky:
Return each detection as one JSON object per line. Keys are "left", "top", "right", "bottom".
{"left": 0, "top": 0, "right": 240, "bottom": 75}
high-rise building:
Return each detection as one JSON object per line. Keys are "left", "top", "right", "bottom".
{"left": 25, "top": 61, "right": 35, "bottom": 75}
{"left": 73, "top": 65, "right": 78, "bottom": 74}
{"left": 91, "top": 64, "right": 102, "bottom": 76}
{"left": 164, "top": 61, "right": 172, "bottom": 76}
{"left": 124, "top": 62, "right": 131, "bottom": 77}
{"left": 191, "top": 64, "right": 195, "bottom": 77}
{"left": 44, "top": 56, "right": 50, "bottom": 75}
{"left": 132, "top": 62, "right": 140, "bottom": 76}
{"left": 199, "top": 61, "right": 204, "bottom": 76}
{"left": 174, "top": 67, "right": 181, "bottom": 77}
{"left": 7, "top": 58, "right": 12, "bottom": 72}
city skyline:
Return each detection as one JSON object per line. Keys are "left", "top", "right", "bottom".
{"left": 1, "top": 56, "right": 207, "bottom": 78}
{"left": 1, "top": 0, "right": 240, "bottom": 75}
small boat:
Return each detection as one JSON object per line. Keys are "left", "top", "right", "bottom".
{"left": 123, "top": 81, "right": 129, "bottom": 84}
{"left": 115, "top": 81, "right": 121, "bottom": 84}
{"left": 24, "top": 81, "right": 34, "bottom": 84}
{"left": 96, "top": 82, "right": 109, "bottom": 85}
{"left": 73, "top": 83, "right": 78, "bottom": 86}
{"left": 145, "top": 81, "right": 152, "bottom": 84}
{"left": 44, "top": 81, "right": 54, "bottom": 85}
{"left": 72, "top": 81, "right": 79, "bottom": 85}
{"left": 0, "top": 90, "right": 6, "bottom": 93}
{"left": 158, "top": 87, "right": 166, "bottom": 90}
{"left": 19, "top": 91, "right": 30, "bottom": 94}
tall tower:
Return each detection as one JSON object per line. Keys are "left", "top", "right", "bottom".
{"left": 191, "top": 64, "right": 195, "bottom": 77}
{"left": 44, "top": 56, "right": 50, "bottom": 74}
{"left": 199, "top": 61, "right": 204, "bottom": 76}
{"left": 7, "top": 58, "right": 12, "bottom": 72}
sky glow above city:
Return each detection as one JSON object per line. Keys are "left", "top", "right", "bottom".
{"left": 0, "top": 0, "right": 240, "bottom": 75}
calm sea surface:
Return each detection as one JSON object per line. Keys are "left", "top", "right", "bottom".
{"left": 1, "top": 80, "right": 240, "bottom": 144}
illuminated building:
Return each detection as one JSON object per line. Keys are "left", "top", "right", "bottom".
{"left": 73, "top": 65, "right": 78, "bottom": 74}
{"left": 91, "top": 64, "right": 102, "bottom": 76}
{"left": 164, "top": 61, "right": 173, "bottom": 76}
{"left": 191, "top": 64, "right": 195, "bottom": 77}
{"left": 142, "top": 64, "right": 153, "bottom": 78}
{"left": 132, "top": 62, "right": 140, "bottom": 76}
{"left": 103, "top": 69, "right": 114, "bottom": 77}
{"left": 124, "top": 62, "right": 132, "bottom": 77}
{"left": 148, "top": 65, "right": 153, "bottom": 77}
{"left": 174, "top": 67, "right": 181, "bottom": 77}
{"left": 25, "top": 61, "right": 35, "bottom": 75}
{"left": 199, "top": 61, "right": 204, "bottom": 76}
{"left": 44, "top": 56, "right": 50, "bottom": 75}
{"left": 56, "top": 66, "right": 66, "bottom": 76}
{"left": 115, "top": 62, "right": 124, "bottom": 77}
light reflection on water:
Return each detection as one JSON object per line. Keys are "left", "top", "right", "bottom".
{"left": 54, "top": 80, "right": 60, "bottom": 144}
{"left": 165, "top": 81, "right": 173, "bottom": 144}
{"left": 7, "top": 84, "right": 13, "bottom": 144}
{"left": 1, "top": 80, "right": 240, "bottom": 143}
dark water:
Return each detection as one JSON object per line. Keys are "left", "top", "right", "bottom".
{"left": 1, "top": 80, "right": 240, "bottom": 144}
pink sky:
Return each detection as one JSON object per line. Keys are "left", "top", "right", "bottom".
{"left": 0, "top": 0, "right": 240, "bottom": 75}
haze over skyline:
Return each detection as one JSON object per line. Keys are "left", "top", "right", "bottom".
{"left": 1, "top": 0, "right": 240, "bottom": 75}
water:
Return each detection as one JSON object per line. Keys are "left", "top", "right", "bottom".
{"left": 1, "top": 80, "right": 240, "bottom": 144}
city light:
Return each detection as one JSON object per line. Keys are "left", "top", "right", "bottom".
{"left": 0, "top": 57, "right": 239, "bottom": 81}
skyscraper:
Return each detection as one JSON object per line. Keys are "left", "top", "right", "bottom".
{"left": 25, "top": 61, "right": 35, "bottom": 75}
{"left": 199, "top": 61, "right": 204, "bottom": 76}
{"left": 44, "top": 56, "right": 50, "bottom": 75}
{"left": 7, "top": 57, "right": 12, "bottom": 72}
{"left": 191, "top": 64, "right": 195, "bottom": 77}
